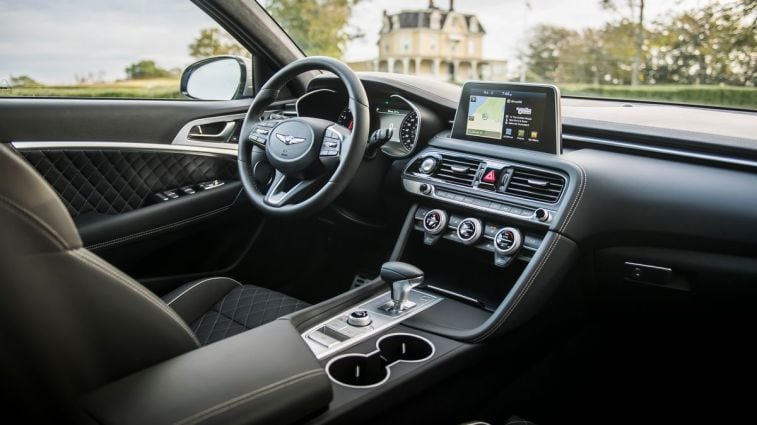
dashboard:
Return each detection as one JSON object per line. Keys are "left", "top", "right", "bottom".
{"left": 293, "top": 72, "right": 757, "bottom": 316}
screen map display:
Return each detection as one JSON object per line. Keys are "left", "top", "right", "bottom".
{"left": 452, "top": 82, "right": 560, "bottom": 154}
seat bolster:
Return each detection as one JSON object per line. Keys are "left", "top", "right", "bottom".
{"left": 163, "top": 277, "right": 243, "bottom": 324}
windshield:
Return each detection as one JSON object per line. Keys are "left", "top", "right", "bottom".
{"left": 260, "top": 0, "right": 756, "bottom": 110}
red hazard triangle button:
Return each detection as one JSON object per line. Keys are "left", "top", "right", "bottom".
{"left": 482, "top": 169, "right": 497, "bottom": 184}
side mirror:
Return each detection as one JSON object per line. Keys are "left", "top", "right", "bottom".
{"left": 180, "top": 56, "right": 251, "bottom": 100}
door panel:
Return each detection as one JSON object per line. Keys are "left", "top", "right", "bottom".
{"left": 2, "top": 97, "right": 264, "bottom": 289}
{"left": 0, "top": 98, "right": 252, "bottom": 143}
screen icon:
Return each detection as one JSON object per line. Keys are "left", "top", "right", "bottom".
{"left": 517, "top": 129, "right": 525, "bottom": 138}
{"left": 505, "top": 128, "right": 513, "bottom": 136}
{"left": 530, "top": 131, "right": 538, "bottom": 139}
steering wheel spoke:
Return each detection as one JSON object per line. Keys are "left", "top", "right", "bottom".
{"left": 247, "top": 119, "right": 282, "bottom": 148}
{"left": 264, "top": 170, "right": 320, "bottom": 207}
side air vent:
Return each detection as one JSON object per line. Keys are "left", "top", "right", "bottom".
{"left": 433, "top": 155, "right": 482, "bottom": 186}
{"left": 504, "top": 167, "right": 565, "bottom": 203}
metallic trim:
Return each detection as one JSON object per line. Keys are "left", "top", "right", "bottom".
{"left": 563, "top": 133, "right": 757, "bottom": 170}
{"left": 405, "top": 149, "right": 567, "bottom": 205}
{"left": 302, "top": 289, "right": 442, "bottom": 360}
{"left": 450, "top": 81, "right": 562, "bottom": 155}
{"left": 295, "top": 88, "right": 337, "bottom": 117}
{"left": 404, "top": 180, "right": 548, "bottom": 224}
{"left": 325, "top": 332, "right": 435, "bottom": 389}
{"left": 425, "top": 285, "right": 480, "bottom": 304}
{"left": 380, "top": 94, "right": 422, "bottom": 158}
{"left": 624, "top": 261, "right": 672, "bottom": 273}
{"left": 171, "top": 113, "right": 245, "bottom": 150}
{"left": 11, "top": 141, "right": 238, "bottom": 158}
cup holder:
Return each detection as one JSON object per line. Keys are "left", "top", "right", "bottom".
{"left": 326, "top": 333, "right": 435, "bottom": 388}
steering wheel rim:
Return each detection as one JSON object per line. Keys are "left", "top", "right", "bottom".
{"left": 237, "top": 56, "right": 370, "bottom": 219}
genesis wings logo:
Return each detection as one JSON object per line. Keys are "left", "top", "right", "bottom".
{"left": 275, "top": 133, "right": 306, "bottom": 145}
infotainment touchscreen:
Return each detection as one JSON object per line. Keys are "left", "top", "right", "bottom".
{"left": 451, "top": 82, "right": 561, "bottom": 154}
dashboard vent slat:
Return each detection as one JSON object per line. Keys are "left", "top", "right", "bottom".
{"left": 432, "top": 155, "right": 482, "bottom": 187}
{"left": 504, "top": 168, "right": 565, "bottom": 203}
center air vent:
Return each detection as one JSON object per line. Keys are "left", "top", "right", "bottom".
{"left": 504, "top": 167, "right": 565, "bottom": 203}
{"left": 433, "top": 155, "right": 482, "bottom": 186}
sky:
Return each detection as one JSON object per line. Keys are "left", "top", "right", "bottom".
{"left": 0, "top": 0, "right": 704, "bottom": 84}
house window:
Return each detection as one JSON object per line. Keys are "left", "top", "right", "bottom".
{"left": 468, "top": 40, "right": 476, "bottom": 55}
{"left": 403, "top": 37, "right": 412, "bottom": 52}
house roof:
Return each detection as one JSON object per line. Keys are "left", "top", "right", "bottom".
{"left": 389, "top": 9, "right": 486, "bottom": 34}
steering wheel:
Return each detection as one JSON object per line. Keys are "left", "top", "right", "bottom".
{"left": 237, "top": 56, "right": 370, "bottom": 219}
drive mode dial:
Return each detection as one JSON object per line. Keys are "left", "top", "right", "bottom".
{"left": 423, "top": 209, "right": 448, "bottom": 235}
{"left": 456, "top": 218, "right": 483, "bottom": 245}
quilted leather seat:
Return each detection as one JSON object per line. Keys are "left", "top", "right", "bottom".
{"left": 0, "top": 143, "right": 309, "bottom": 396}
{"left": 162, "top": 277, "right": 310, "bottom": 345}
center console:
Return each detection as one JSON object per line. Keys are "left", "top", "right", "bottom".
{"left": 298, "top": 83, "right": 583, "bottom": 419}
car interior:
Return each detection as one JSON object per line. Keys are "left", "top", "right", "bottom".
{"left": 1, "top": 1, "right": 756, "bottom": 424}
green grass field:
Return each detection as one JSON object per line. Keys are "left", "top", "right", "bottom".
{"left": 0, "top": 78, "right": 181, "bottom": 99}
{"left": 1, "top": 79, "right": 754, "bottom": 109}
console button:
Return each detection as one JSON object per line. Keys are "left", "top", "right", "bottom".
{"left": 482, "top": 169, "right": 498, "bottom": 184}
{"left": 423, "top": 209, "right": 448, "bottom": 235}
{"left": 456, "top": 218, "right": 483, "bottom": 245}
{"left": 347, "top": 310, "right": 372, "bottom": 327}
{"left": 494, "top": 227, "right": 522, "bottom": 256}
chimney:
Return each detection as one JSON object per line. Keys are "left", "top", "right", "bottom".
{"left": 449, "top": 0, "right": 454, "bottom": 11}
{"left": 428, "top": 0, "right": 435, "bottom": 8}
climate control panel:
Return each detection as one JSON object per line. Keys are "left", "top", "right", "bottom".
{"left": 414, "top": 206, "right": 542, "bottom": 268}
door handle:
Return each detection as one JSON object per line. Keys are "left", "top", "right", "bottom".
{"left": 188, "top": 121, "right": 236, "bottom": 142}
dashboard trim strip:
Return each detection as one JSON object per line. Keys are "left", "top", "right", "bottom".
{"left": 563, "top": 133, "right": 757, "bottom": 169}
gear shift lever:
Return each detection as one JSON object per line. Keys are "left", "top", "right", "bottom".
{"left": 380, "top": 261, "right": 424, "bottom": 313}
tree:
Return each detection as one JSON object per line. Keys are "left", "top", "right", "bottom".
{"left": 646, "top": 1, "right": 756, "bottom": 86}
{"left": 524, "top": 25, "right": 578, "bottom": 83}
{"left": 9, "top": 75, "right": 40, "bottom": 87}
{"left": 263, "top": 0, "right": 363, "bottom": 58}
{"left": 601, "top": 0, "right": 645, "bottom": 86}
{"left": 124, "top": 60, "right": 174, "bottom": 80}
{"left": 188, "top": 28, "right": 246, "bottom": 59}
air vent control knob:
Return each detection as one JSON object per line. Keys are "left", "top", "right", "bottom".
{"left": 419, "top": 156, "right": 439, "bottom": 174}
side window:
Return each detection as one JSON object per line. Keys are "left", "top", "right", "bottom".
{"left": 0, "top": 0, "right": 251, "bottom": 99}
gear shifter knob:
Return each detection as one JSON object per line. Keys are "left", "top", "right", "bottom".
{"left": 380, "top": 262, "right": 424, "bottom": 313}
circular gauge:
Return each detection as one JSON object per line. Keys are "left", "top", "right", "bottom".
{"left": 399, "top": 111, "right": 419, "bottom": 151}
{"left": 336, "top": 108, "right": 353, "bottom": 131}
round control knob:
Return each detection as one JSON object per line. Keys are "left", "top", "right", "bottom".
{"left": 419, "top": 156, "right": 439, "bottom": 174}
{"left": 456, "top": 218, "right": 483, "bottom": 245}
{"left": 493, "top": 227, "right": 522, "bottom": 256}
{"left": 419, "top": 183, "right": 432, "bottom": 194}
{"left": 423, "top": 209, "right": 448, "bottom": 235}
{"left": 347, "top": 310, "right": 372, "bottom": 327}
{"left": 534, "top": 208, "right": 551, "bottom": 223}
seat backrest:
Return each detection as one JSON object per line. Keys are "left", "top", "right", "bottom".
{"left": 0, "top": 143, "right": 199, "bottom": 398}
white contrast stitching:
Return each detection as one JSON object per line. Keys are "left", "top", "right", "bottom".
{"left": 166, "top": 277, "right": 243, "bottom": 306}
